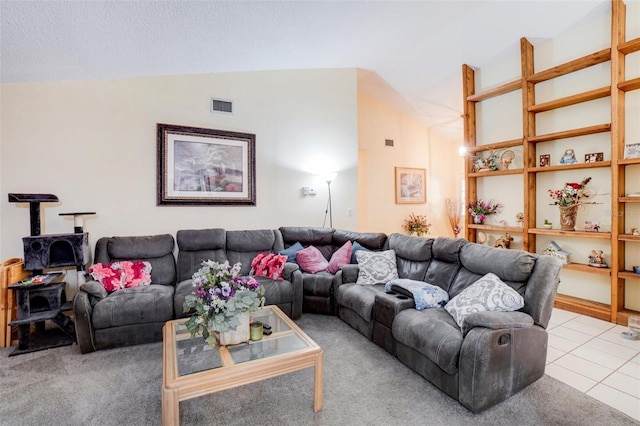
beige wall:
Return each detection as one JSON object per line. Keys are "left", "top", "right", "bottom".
{"left": 0, "top": 69, "right": 360, "bottom": 260}
{"left": 357, "top": 91, "right": 462, "bottom": 237}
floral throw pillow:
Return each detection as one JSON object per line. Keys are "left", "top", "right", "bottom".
{"left": 355, "top": 250, "right": 398, "bottom": 285}
{"left": 89, "top": 260, "right": 152, "bottom": 293}
{"left": 444, "top": 272, "right": 524, "bottom": 327}
{"left": 251, "top": 253, "right": 288, "bottom": 280}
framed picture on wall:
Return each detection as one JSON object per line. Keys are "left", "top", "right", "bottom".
{"left": 395, "top": 167, "right": 426, "bottom": 204}
{"left": 157, "top": 123, "right": 256, "bottom": 206}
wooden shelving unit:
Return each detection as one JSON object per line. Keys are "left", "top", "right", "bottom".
{"left": 463, "top": 0, "right": 640, "bottom": 325}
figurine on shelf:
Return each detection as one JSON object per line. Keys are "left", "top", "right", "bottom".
{"left": 559, "top": 148, "right": 578, "bottom": 165}
{"left": 584, "top": 221, "right": 600, "bottom": 232}
{"left": 516, "top": 212, "right": 524, "bottom": 228}
{"left": 631, "top": 227, "right": 640, "bottom": 236}
{"left": 588, "top": 250, "right": 607, "bottom": 268}
{"left": 495, "top": 233, "right": 514, "bottom": 249}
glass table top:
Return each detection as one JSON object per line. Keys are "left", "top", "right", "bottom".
{"left": 172, "top": 307, "right": 311, "bottom": 377}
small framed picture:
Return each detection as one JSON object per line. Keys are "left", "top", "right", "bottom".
{"left": 539, "top": 154, "right": 550, "bottom": 167}
{"left": 624, "top": 143, "right": 640, "bottom": 159}
{"left": 584, "top": 152, "right": 604, "bottom": 163}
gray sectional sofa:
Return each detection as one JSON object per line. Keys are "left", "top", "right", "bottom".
{"left": 72, "top": 226, "right": 562, "bottom": 413}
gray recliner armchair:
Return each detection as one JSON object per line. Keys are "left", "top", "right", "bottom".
{"left": 73, "top": 234, "right": 177, "bottom": 353}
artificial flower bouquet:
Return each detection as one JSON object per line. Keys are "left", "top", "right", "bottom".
{"left": 183, "top": 260, "right": 265, "bottom": 347}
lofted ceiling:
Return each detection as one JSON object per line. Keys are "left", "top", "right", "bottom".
{"left": 0, "top": 0, "right": 611, "bottom": 141}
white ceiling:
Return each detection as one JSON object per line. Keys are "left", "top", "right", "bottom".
{"left": 0, "top": 0, "right": 611, "bottom": 141}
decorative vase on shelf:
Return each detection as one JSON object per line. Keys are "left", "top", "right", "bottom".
{"left": 215, "top": 311, "right": 251, "bottom": 346}
{"left": 473, "top": 215, "right": 485, "bottom": 225}
{"left": 559, "top": 205, "right": 578, "bottom": 231}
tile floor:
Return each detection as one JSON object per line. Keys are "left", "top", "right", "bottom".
{"left": 546, "top": 308, "right": 640, "bottom": 421}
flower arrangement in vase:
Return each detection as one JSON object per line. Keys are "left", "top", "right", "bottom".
{"left": 402, "top": 213, "right": 431, "bottom": 236}
{"left": 468, "top": 199, "right": 502, "bottom": 224}
{"left": 183, "top": 260, "right": 265, "bottom": 347}
{"left": 548, "top": 177, "right": 594, "bottom": 231}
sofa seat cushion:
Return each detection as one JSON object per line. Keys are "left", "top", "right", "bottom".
{"left": 302, "top": 271, "right": 334, "bottom": 297}
{"left": 92, "top": 284, "right": 175, "bottom": 329}
{"left": 336, "top": 283, "right": 386, "bottom": 322}
{"left": 393, "top": 308, "right": 463, "bottom": 375}
{"left": 254, "top": 276, "right": 293, "bottom": 306}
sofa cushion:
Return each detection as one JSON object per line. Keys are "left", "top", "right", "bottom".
{"left": 336, "top": 283, "right": 386, "bottom": 322}
{"left": 92, "top": 284, "right": 174, "bottom": 329}
{"left": 279, "top": 241, "right": 304, "bottom": 263}
{"left": 460, "top": 243, "right": 536, "bottom": 282}
{"left": 393, "top": 308, "right": 463, "bottom": 375}
{"left": 296, "top": 246, "right": 329, "bottom": 273}
{"left": 444, "top": 272, "right": 525, "bottom": 327}
{"left": 327, "top": 241, "right": 352, "bottom": 274}
{"left": 254, "top": 276, "right": 294, "bottom": 307}
{"left": 356, "top": 250, "right": 398, "bottom": 284}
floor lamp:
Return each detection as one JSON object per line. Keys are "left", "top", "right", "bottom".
{"left": 323, "top": 173, "right": 337, "bottom": 228}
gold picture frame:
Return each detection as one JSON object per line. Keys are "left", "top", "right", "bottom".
{"left": 395, "top": 167, "right": 426, "bottom": 204}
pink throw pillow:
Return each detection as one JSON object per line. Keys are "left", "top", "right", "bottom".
{"left": 327, "top": 241, "right": 353, "bottom": 274}
{"left": 251, "top": 253, "right": 287, "bottom": 280}
{"left": 296, "top": 246, "right": 329, "bottom": 274}
{"left": 89, "top": 261, "right": 152, "bottom": 292}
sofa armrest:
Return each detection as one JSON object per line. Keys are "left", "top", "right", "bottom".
{"left": 73, "top": 290, "right": 97, "bottom": 354}
{"left": 282, "top": 262, "right": 300, "bottom": 281}
{"left": 80, "top": 280, "right": 108, "bottom": 305}
{"left": 340, "top": 264, "right": 359, "bottom": 283}
{"left": 461, "top": 311, "right": 534, "bottom": 337}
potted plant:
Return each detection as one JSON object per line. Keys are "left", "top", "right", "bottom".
{"left": 183, "top": 260, "right": 265, "bottom": 347}
{"left": 403, "top": 213, "right": 431, "bottom": 236}
{"left": 543, "top": 219, "right": 553, "bottom": 229}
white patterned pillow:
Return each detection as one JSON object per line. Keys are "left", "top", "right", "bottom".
{"left": 356, "top": 250, "right": 398, "bottom": 285}
{"left": 444, "top": 272, "right": 524, "bottom": 327}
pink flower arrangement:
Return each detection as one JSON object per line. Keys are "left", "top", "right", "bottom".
{"left": 468, "top": 199, "right": 502, "bottom": 221}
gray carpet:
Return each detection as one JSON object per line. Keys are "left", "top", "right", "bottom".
{"left": 0, "top": 314, "right": 637, "bottom": 426}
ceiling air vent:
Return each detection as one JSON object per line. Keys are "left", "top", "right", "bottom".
{"left": 385, "top": 139, "right": 394, "bottom": 147}
{"left": 211, "top": 98, "right": 233, "bottom": 114}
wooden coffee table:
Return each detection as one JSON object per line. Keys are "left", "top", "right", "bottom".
{"left": 162, "top": 305, "right": 323, "bottom": 425}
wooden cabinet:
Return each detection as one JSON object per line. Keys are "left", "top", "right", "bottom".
{"left": 463, "top": 0, "right": 640, "bottom": 325}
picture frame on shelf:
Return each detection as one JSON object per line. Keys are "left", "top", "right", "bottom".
{"left": 539, "top": 154, "right": 550, "bottom": 167}
{"left": 584, "top": 152, "right": 604, "bottom": 163}
{"left": 624, "top": 143, "right": 640, "bottom": 159}
{"left": 157, "top": 123, "right": 256, "bottom": 206}
{"left": 395, "top": 167, "right": 426, "bottom": 204}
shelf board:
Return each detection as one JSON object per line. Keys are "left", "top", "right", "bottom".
{"left": 619, "top": 37, "right": 640, "bottom": 55}
{"left": 528, "top": 48, "right": 611, "bottom": 83}
{"left": 562, "top": 263, "right": 611, "bottom": 276}
{"left": 618, "top": 271, "right": 640, "bottom": 280}
{"left": 619, "top": 197, "right": 640, "bottom": 203}
{"left": 528, "top": 123, "right": 611, "bottom": 143}
{"left": 466, "top": 79, "right": 521, "bottom": 102}
{"left": 468, "top": 224, "right": 523, "bottom": 233}
{"left": 618, "top": 77, "right": 640, "bottom": 92}
{"left": 554, "top": 294, "right": 611, "bottom": 321}
{"left": 528, "top": 161, "right": 611, "bottom": 173}
{"left": 468, "top": 168, "right": 523, "bottom": 178}
{"left": 466, "top": 139, "right": 523, "bottom": 154}
{"left": 618, "top": 234, "right": 640, "bottom": 242}
{"left": 618, "top": 157, "right": 640, "bottom": 165}
{"left": 528, "top": 86, "right": 610, "bottom": 113}
{"left": 528, "top": 228, "right": 611, "bottom": 239}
